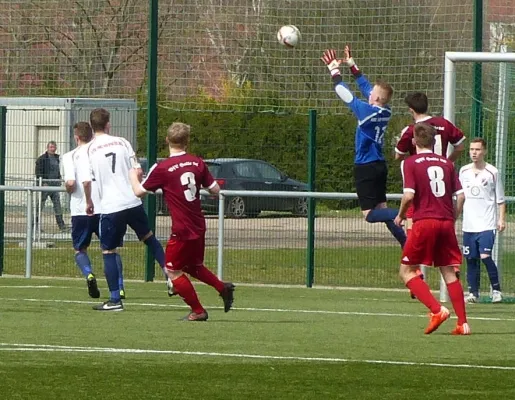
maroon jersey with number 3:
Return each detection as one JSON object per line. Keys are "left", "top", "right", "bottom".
{"left": 396, "top": 116, "right": 465, "bottom": 157}
{"left": 402, "top": 151, "right": 463, "bottom": 222}
{"left": 141, "top": 152, "right": 216, "bottom": 240}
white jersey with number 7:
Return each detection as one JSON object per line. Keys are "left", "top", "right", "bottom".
{"left": 79, "top": 134, "right": 142, "bottom": 214}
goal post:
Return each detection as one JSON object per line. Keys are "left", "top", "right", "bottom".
{"left": 441, "top": 51, "right": 515, "bottom": 302}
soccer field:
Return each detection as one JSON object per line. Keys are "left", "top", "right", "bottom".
{"left": 1, "top": 278, "right": 514, "bottom": 399}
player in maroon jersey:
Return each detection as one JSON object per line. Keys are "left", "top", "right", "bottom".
{"left": 394, "top": 122, "right": 470, "bottom": 335}
{"left": 395, "top": 92, "right": 466, "bottom": 297}
{"left": 129, "top": 122, "right": 235, "bottom": 321}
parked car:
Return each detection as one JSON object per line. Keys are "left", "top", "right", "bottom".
{"left": 201, "top": 158, "right": 309, "bottom": 218}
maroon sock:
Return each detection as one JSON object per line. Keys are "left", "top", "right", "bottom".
{"left": 447, "top": 280, "right": 467, "bottom": 325}
{"left": 406, "top": 276, "right": 441, "bottom": 314}
{"left": 187, "top": 265, "right": 225, "bottom": 293}
{"left": 172, "top": 274, "right": 204, "bottom": 314}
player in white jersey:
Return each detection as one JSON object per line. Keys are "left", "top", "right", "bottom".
{"left": 79, "top": 108, "right": 168, "bottom": 311}
{"left": 61, "top": 122, "right": 101, "bottom": 299}
{"left": 459, "top": 138, "right": 506, "bottom": 303}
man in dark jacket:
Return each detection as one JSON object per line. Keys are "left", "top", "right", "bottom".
{"left": 35, "top": 141, "right": 66, "bottom": 231}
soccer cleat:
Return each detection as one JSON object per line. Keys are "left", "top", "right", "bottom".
{"left": 86, "top": 274, "right": 100, "bottom": 299}
{"left": 182, "top": 311, "right": 208, "bottom": 321}
{"left": 92, "top": 300, "right": 124, "bottom": 311}
{"left": 424, "top": 306, "right": 450, "bottom": 334}
{"left": 464, "top": 293, "right": 478, "bottom": 304}
{"left": 119, "top": 289, "right": 126, "bottom": 300}
{"left": 167, "top": 278, "right": 178, "bottom": 297}
{"left": 451, "top": 322, "right": 471, "bottom": 335}
{"left": 220, "top": 282, "right": 235, "bottom": 313}
{"left": 491, "top": 290, "right": 503, "bottom": 303}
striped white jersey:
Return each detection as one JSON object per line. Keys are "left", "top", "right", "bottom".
{"left": 62, "top": 145, "right": 101, "bottom": 216}
{"left": 77, "top": 134, "right": 141, "bottom": 214}
{"left": 459, "top": 162, "right": 505, "bottom": 232}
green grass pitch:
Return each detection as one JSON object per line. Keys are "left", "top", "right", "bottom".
{"left": 0, "top": 278, "right": 514, "bottom": 399}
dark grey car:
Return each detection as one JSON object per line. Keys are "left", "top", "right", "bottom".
{"left": 201, "top": 158, "right": 308, "bottom": 218}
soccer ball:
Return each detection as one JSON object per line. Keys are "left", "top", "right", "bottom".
{"left": 277, "top": 25, "right": 301, "bottom": 48}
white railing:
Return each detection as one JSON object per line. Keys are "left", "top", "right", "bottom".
{"left": 0, "top": 185, "right": 512, "bottom": 302}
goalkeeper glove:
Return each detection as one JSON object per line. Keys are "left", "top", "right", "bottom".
{"left": 320, "top": 49, "right": 341, "bottom": 77}
{"left": 344, "top": 45, "right": 361, "bottom": 77}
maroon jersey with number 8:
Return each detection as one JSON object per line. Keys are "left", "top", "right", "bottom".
{"left": 402, "top": 151, "right": 463, "bottom": 222}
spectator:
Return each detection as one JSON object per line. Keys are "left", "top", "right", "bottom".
{"left": 35, "top": 141, "right": 66, "bottom": 232}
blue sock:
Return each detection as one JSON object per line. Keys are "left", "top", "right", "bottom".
{"left": 481, "top": 257, "right": 501, "bottom": 291}
{"left": 144, "top": 235, "right": 166, "bottom": 279}
{"left": 384, "top": 220, "right": 407, "bottom": 248}
{"left": 115, "top": 253, "right": 124, "bottom": 291}
{"left": 103, "top": 253, "right": 120, "bottom": 302}
{"left": 74, "top": 252, "right": 93, "bottom": 278}
{"left": 365, "top": 208, "right": 399, "bottom": 223}
{"left": 466, "top": 258, "right": 481, "bottom": 297}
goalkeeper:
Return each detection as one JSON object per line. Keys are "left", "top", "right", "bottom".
{"left": 321, "top": 46, "right": 406, "bottom": 248}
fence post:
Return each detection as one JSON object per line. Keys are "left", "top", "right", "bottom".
{"left": 306, "top": 109, "right": 317, "bottom": 287}
{"left": 144, "top": 0, "right": 159, "bottom": 282}
{"left": 471, "top": 0, "right": 483, "bottom": 138}
{"left": 0, "top": 106, "right": 6, "bottom": 276}
{"left": 25, "top": 190, "right": 34, "bottom": 278}
{"left": 217, "top": 193, "right": 225, "bottom": 280}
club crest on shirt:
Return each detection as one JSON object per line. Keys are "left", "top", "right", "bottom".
{"left": 470, "top": 186, "right": 480, "bottom": 196}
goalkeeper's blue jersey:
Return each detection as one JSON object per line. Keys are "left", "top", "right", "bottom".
{"left": 334, "top": 76, "right": 392, "bottom": 165}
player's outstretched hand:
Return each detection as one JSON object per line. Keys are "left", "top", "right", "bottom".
{"left": 321, "top": 49, "right": 342, "bottom": 77}
{"left": 394, "top": 215, "right": 404, "bottom": 227}
{"left": 343, "top": 45, "right": 351, "bottom": 64}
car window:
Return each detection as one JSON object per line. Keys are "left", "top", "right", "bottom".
{"left": 253, "top": 162, "right": 282, "bottom": 181}
{"left": 206, "top": 163, "right": 221, "bottom": 177}
{"left": 233, "top": 162, "right": 261, "bottom": 179}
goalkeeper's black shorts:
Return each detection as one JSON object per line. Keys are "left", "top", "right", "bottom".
{"left": 354, "top": 161, "right": 387, "bottom": 211}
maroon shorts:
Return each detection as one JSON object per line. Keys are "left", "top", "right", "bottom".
{"left": 401, "top": 219, "right": 462, "bottom": 267}
{"left": 165, "top": 236, "right": 205, "bottom": 271}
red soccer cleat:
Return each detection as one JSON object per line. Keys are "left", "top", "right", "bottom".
{"left": 424, "top": 306, "right": 450, "bottom": 334}
{"left": 451, "top": 322, "right": 471, "bottom": 335}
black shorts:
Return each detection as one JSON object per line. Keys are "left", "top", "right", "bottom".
{"left": 354, "top": 161, "right": 387, "bottom": 211}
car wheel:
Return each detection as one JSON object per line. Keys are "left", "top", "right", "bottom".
{"left": 226, "top": 196, "right": 246, "bottom": 218}
{"left": 292, "top": 197, "right": 308, "bottom": 216}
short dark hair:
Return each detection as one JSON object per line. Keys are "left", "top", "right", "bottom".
{"left": 404, "top": 92, "right": 428, "bottom": 114}
{"left": 413, "top": 122, "right": 436, "bottom": 149}
{"left": 73, "top": 122, "right": 93, "bottom": 142}
{"left": 47, "top": 141, "right": 57, "bottom": 148}
{"left": 471, "top": 137, "right": 487, "bottom": 149}
{"left": 90, "top": 108, "right": 110, "bottom": 132}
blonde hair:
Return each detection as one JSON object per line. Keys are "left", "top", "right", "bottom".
{"left": 375, "top": 80, "right": 393, "bottom": 105}
{"left": 167, "top": 122, "right": 191, "bottom": 149}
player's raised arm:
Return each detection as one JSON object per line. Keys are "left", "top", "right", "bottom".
{"left": 343, "top": 45, "right": 373, "bottom": 99}
{"left": 321, "top": 49, "right": 375, "bottom": 122}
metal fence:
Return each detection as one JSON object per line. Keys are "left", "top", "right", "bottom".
{"left": 2, "top": 186, "right": 514, "bottom": 300}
